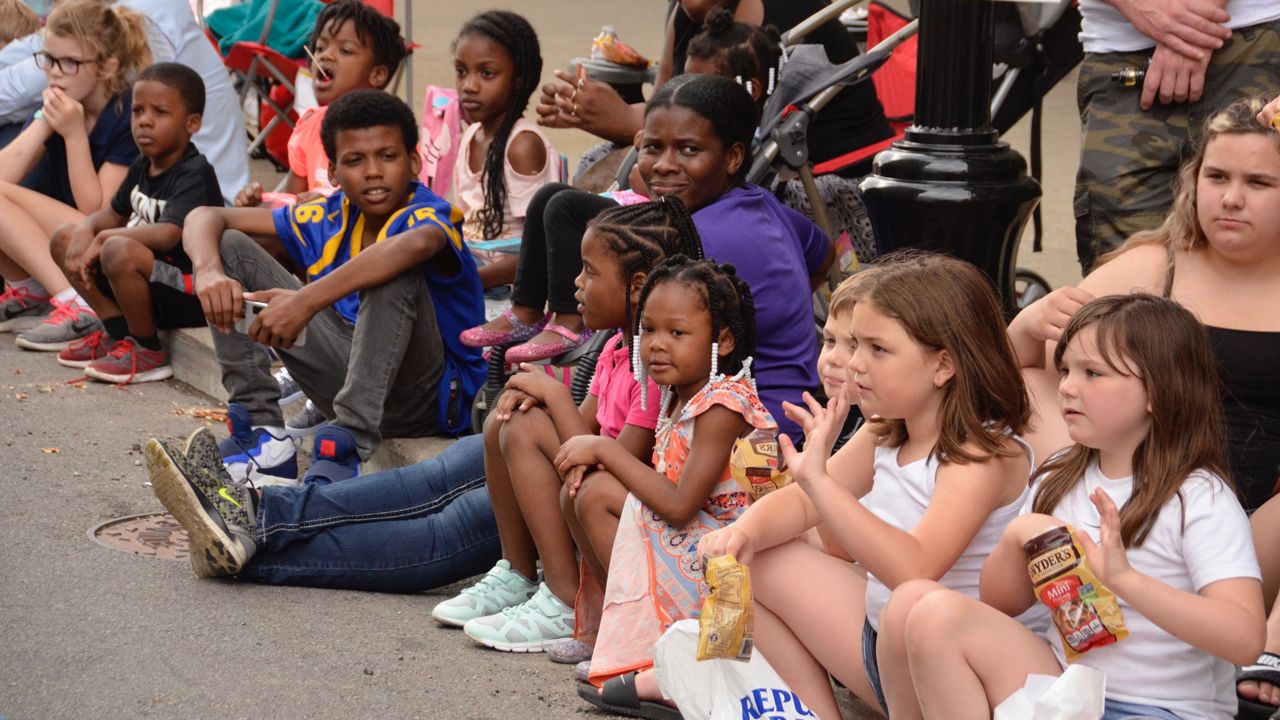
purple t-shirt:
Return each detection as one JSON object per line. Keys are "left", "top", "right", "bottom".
{"left": 693, "top": 184, "right": 829, "bottom": 440}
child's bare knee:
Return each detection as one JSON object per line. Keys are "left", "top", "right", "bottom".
{"left": 99, "top": 235, "right": 146, "bottom": 277}
{"left": 497, "top": 407, "right": 550, "bottom": 453}
{"left": 904, "top": 589, "right": 966, "bottom": 653}
{"left": 881, "top": 579, "right": 945, "bottom": 637}
{"left": 573, "top": 470, "right": 616, "bottom": 513}
{"left": 49, "top": 224, "right": 76, "bottom": 259}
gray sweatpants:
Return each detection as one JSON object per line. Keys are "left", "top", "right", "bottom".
{"left": 209, "top": 230, "right": 445, "bottom": 459}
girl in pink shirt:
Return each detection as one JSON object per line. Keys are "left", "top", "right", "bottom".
{"left": 431, "top": 199, "right": 705, "bottom": 655}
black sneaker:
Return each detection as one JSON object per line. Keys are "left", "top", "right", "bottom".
{"left": 145, "top": 439, "right": 257, "bottom": 578}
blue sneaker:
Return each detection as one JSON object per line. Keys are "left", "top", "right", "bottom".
{"left": 219, "top": 403, "right": 298, "bottom": 487}
{"left": 302, "top": 423, "right": 360, "bottom": 486}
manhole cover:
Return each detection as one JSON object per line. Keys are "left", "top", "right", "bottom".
{"left": 89, "top": 513, "right": 189, "bottom": 561}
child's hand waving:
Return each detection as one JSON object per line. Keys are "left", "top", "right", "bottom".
{"left": 778, "top": 391, "right": 849, "bottom": 494}
{"left": 1076, "top": 488, "right": 1136, "bottom": 589}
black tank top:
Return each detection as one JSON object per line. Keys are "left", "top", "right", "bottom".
{"left": 1164, "top": 252, "right": 1280, "bottom": 510}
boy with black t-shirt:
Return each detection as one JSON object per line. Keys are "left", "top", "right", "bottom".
{"left": 51, "top": 62, "right": 223, "bottom": 383}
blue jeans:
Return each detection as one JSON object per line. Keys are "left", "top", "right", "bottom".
{"left": 1101, "top": 700, "right": 1181, "bottom": 720}
{"left": 238, "top": 435, "right": 501, "bottom": 592}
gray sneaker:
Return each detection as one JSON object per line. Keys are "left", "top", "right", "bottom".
{"left": 145, "top": 438, "right": 257, "bottom": 578}
{"left": 15, "top": 299, "right": 101, "bottom": 351}
{"left": 285, "top": 400, "right": 327, "bottom": 438}
{"left": 0, "top": 285, "right": 53, "bottom": 332}
{"left": 275, "top": 367, "right": 304, "bottom": 405}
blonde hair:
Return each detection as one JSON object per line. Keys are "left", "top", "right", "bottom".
{"left": 1032, "top": 294, "right": 1231, "bottom": 547}
{"left": 1101, "top": 97, "right": 1280, "bottom": 263}
{"left": 0, "top": 0, "right": 39, "bottom": 45}
{"left": 838, "top": 250, "right": 1030, "bottom": 463}
{"left": 45, "top": 0, "right": 151, "bottom": 100}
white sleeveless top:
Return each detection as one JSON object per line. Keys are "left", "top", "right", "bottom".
{"left": 863, "top": 436, "right": 1034, "bottom": 630}
{"left": 1079, "top": 0, "right": 1280, "bottom": 53}
{"left": 454, "top": 117, "right": 560, "bottom": 245}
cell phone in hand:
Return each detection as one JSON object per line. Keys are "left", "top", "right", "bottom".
{"left": 234, "top": 299, "right": 307, "bottom": 347}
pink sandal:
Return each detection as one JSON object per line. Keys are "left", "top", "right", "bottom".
{"left": 459, "top": 308, "right": 549, "bottom": 348}
{"left": 504, "top": 324, "right": 592, "bottom": 364}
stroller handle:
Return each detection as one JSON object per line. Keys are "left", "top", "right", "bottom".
{"left": 782, "top": 0, "right": 865, "bottom": 47}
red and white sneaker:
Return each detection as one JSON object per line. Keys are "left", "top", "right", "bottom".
{"left": 84, "top": 337, "right": 173, "bottom": 384}
{"left": 57, "top": 330, "right": 111, "bottom": 368}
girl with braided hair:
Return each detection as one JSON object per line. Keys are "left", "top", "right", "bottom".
{"left": 436, "top": 198, "right": 702, "bottom": 655}
{"left": 558, "top": 256, "right": 774, "bottom": 713}
{"left": 451, "top": 10, "right": 560, "bottom": 291}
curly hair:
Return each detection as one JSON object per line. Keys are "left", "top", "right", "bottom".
{"left": 454, "top": 11, "right": 543, "bottom": 240}
{"left": 137, "top": 62, "right": 205, "bottom": 115}
{"left": 309, "top": 0, "right": 406, "bottom": 81}
{"left": 320, "top": 89, "right": 418, "bottom": 161}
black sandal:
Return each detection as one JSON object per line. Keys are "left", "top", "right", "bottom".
{"left": 1237, "top": 652, "right": 1280, "bottom": 719}
{"left": 576, "top": 672, "right": 682, "bottom": 720}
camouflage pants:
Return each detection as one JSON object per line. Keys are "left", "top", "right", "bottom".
{"left": 1074, "top": 18, "right": 1280, "bottom": 271}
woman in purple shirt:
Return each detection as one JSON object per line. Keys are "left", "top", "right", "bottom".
{"left": 639, "top": 74, "right": 832, "bottom": 438}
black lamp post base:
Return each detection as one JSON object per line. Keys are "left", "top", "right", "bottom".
{"left": 860, "top": 136, "right": 1039, "bottom": 317}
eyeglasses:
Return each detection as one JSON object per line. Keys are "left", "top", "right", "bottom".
{"left": 33, "top": 51, "right": 91, "bottom": 75}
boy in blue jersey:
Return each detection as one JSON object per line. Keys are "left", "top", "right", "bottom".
{"left": 182, "top": 90, "right": 485, "bottom": 487}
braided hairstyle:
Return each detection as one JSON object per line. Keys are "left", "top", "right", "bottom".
{"left": 454, "top": 11, "right": 543, "bottom": 240}
{"left": 588, "top": 196, "right": 705, "bottom": 338}
{"left": 309, "top": 0, "right": 406, "bottom": 80}
{"left": 686, "top": 6, "right": 782, "bottom": 104}
{"left": 634, "top": 254, "right": 757, "bottom": 378}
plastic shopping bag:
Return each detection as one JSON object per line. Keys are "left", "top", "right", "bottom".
{"left": 655, "top": 619, "right": 816, "bottom": 720}
{"left": 993, "top": 665, "right": 1106, "bottom": 720}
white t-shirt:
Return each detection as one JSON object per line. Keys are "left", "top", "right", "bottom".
{"left": 1079, "top": 0, "right": 1280, "bottom": 53}
{"left": 1033, "top": 463, "right": 1259, "bottom": 720}
{"left": 863, "top": 438, "right": 1034, "bottom": 629}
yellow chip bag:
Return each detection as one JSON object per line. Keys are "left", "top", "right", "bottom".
{"left": 729, "top": 428, "right": 792, "bottom": 501}
{"left": 697, "top": 555, "right": 753, "bottom": 661}
{"left": 1023, "top": 524, "right": 1129, "bottom": 662}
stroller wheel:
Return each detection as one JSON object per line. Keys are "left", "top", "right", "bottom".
{"left": 1014, "top": 268, "right": 1052, "bottom": 309}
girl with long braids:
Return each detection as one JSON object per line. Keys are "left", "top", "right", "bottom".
{"left": 451, "top": 10, "right": 560, "bottom": 291}
{"left": 435, "top": 199, "right": 702, "bottom": 655}
{"left": 560, "top": 256, "right": 774, "bottom": 714}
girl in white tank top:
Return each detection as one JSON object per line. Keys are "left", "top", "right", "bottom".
{"left": 699, "top": 253, "right": 1038, "bottom": 719}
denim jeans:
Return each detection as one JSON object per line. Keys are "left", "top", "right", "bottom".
{"left": 238, "top": 434, "right": 500, "bottom": 592}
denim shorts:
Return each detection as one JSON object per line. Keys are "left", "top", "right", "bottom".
{"left": 860, "top": 619, "right": 889, "bottom": 715}
{"left": 1101, "top": 699, "right": 1182, "bottom": 720}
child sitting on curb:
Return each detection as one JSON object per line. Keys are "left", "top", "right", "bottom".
{"left": 182, "top": 90, "right": 484, "bottom": 488}
{"left": 53, "top": 63, "right": 223, "bottom": 383}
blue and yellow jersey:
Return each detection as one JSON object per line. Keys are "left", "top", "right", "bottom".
{"left": 271, "top": 182, "right": 486, "bottom": 434}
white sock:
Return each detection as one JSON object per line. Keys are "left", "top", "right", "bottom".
{"left": 9, "top": 277, "right": 46, "bottom": 296}
{"left": 52, "top": 288, "right": 93, "bottom": 314}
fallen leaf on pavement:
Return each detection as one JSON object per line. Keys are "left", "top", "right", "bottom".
{"left": 173, "top": 406, "right": 228, "bottom": 423}
{"left": 14, "top": 392, "right": 27, "bottom": 401}
{"left": 41, "top": 447, "right": 59, "bottom": 454}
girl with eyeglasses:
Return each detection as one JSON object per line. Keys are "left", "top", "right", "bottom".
{"left": 0, "top": 0, "right": 151, "bottom": 351}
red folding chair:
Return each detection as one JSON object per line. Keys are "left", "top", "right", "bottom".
{"left": 321, "top": 0, "right": 420, "bottom": 99}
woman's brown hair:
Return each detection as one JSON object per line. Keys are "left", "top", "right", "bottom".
{"left": 1101, "top": 97, "right": 1280, "bottom": 262}
{"left": 46, "top": 0, "right": 152, "bottom": 101}
{"left": 1031, "top": 294, "right": 1231, "bottom": 547}
{"left": 839, "top": 250, "right": 1030, "bottom": 463}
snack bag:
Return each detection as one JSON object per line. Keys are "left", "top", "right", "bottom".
{"left": 698, "top": 555, "right": 753, "bottom": 662}
{"left": 1023, "top": 525, "right": 1129, "bottom": 662}
{"left": 592, "top": 26, "right": 652, "bottom": 69}
{"left": 729, "top": 429, "right": 793, "bottom": 501}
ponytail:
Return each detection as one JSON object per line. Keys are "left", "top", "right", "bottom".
{"left": 46, "top": 0, "right": 153, "bottom": 102}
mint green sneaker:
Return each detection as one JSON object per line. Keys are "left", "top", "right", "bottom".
{"left": 462, "top": 582, "right": 574, "bottom": 652}
{"left": 431, "top": 559, "right": 538, "bottom": 627}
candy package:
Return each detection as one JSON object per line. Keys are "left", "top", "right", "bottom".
{"left": 1024, "top": 525, "right": 1129, "bottom": 662}
{"left": 698, "top": 555, "right": 753, "bottom": 662}
{"left": 729, "top": 429, "right": 792, "bottom": 501}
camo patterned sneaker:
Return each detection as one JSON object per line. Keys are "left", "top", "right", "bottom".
{"left": 463, "top": 582, "right": 575, "bottom": 652}
{"left": 0, "top": 285, "right": 53, "bottom": 332}
{"left": 144, "top": 438, "right": 257, "bottom": 578}
{"left": 15, "top": 298, "right": 101, "bottom": 351}
{"left": 431, "top": 559, "right": 539, "bottom": 627}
